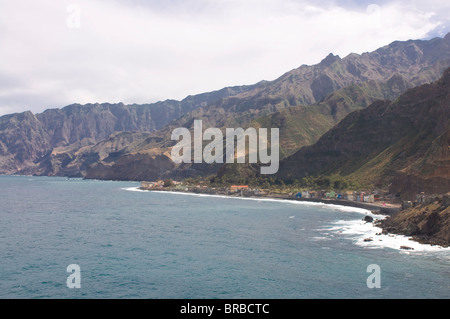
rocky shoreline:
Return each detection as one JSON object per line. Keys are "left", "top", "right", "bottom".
{"left": 375, "top": 194, "right": 450, "bottom": 248}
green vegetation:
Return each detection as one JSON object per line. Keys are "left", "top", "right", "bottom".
{"left": 183, "top": 170, "right": 364, "bottom": 194}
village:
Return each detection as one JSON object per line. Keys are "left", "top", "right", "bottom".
{"left": 139, "top": 180, "right": 404, "bottom": 214}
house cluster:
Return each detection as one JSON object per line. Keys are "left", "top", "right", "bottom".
{"left": 139, "top": 180, "right": 393, "bottom": 204}
{"left": 295, "top": 190, "right": 381, "bottom": 203}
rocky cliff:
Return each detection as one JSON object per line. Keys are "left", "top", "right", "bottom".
{"left": 0, "top": 84, "right": 260, "bottom": 176}
{"left": 378, "top": 193, "right": 450, "bottom": 247}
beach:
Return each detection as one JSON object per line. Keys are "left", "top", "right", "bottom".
{"left": 139, "top": 185, "right": 401, "bottom": 215}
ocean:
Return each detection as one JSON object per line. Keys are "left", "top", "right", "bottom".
{"left": 0, "top": 176, "right": 448, "bottom": 299}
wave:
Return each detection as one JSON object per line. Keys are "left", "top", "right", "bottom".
{"left": 121, "top": 187, "right": 147, "bottom": 192}
{"left": 325, "top": 217, "right": 450, "bottom": 254}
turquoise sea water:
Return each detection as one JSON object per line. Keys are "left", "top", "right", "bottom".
{"left": 0, "top": 176, "right": 448, "bottom": 299}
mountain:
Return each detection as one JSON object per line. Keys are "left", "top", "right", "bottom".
{"left": 276, "top": 67, "right": 450, "bottom": 199}
{"left": 0, "top": 84, "right": 261, "bottom": 175}
{"left": 83, "top": 74, "right": 415, "bottom": 181}
{"left": 83, "top": 34, "right": 450, "bottom": 181}
{"left": 1, "top": 33, "right": 450, "bottom": 179}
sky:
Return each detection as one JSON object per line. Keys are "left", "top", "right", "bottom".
{"left": 0, "top": 0, "right": 449, "bottom": 116}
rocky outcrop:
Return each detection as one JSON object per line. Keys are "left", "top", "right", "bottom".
{"left": 85, "top": 152, "right": 175, "bottom": 181}
{"left": 377, "top": 193, "right": 450, "bottom": 247}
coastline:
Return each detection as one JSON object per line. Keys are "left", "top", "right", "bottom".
{"left": 131, "top": 187, "right": 450, "bottom": 252}
{"left": 138, "top": 186, "right": 400, "bottom": 216}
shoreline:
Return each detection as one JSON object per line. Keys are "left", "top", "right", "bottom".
{"left": 130, "top": 187, "right": 449, "bottom": 252}
{"left": 139, "top": 187, "right": 401, "bottom": 216}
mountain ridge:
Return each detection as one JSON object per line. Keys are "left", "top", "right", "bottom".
{"left": 1, "top": 33, "right": 450, "bottom": 181}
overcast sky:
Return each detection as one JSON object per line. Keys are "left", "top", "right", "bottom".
{"left": 0, "top": 0, "right": 449, "bottom": 116}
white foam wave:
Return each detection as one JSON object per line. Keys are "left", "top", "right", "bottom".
{"left": 327, "top": 217, "right": 450, "bottom": 254}
{"left": 121, "top": 187, "right": 147, "bottom": 192}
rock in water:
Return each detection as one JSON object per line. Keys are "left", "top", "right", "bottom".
{"left": 363, "top": 216, "right": 374, "bottom": 223}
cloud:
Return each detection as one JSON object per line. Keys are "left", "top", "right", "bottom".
{"left": 0, "top": 0, "right": 448, "bottom": 116}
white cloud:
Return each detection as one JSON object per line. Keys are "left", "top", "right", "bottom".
{"left": 0, "top": 0, "right": 447, "bottom": 115}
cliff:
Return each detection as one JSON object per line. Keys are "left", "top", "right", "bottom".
{"left": 0, "top": 85, "right": 259, "bottom": 176}
{"left": 377, "top": 193, "right": 450, "bottom": 247}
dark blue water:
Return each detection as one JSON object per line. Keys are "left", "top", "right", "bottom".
{"left": 0, "top": 176, "right": 448, "bottom": 298}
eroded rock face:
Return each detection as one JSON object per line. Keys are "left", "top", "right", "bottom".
{"left": 377, "top": 194, "right": 450, "bottom": 247}
{"left": 0, "top": 86, "right": 257, "bottom": 176}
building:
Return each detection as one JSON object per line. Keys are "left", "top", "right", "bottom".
{"left": 363, "top": 194, "right": 375, "bottom": 203}
{"left": 326, "top": 191, "right": 336, "bottom": 198}
{"left": 230, "top": 185, "right": 249, "bottom": 193}
{"left": 344, "top": 191, "right": 354, "bottom": 201}
{"left": 355, "top": 192, "right": 365, "bottom": 202}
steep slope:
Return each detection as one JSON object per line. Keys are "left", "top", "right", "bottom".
{"left": 0, "top": 84, "right": 260, "bottom": 175}
{"left": 276, "top": 67, "right": 450, "bottom": 199}
{"left": 249, "top": 73, "right": 414, "bottom": 159}
{"left": 83, "top": 71, "right": 432, "bottom": 181}
{"left": 0, "top": 111, "right": 50, "bottom": 173}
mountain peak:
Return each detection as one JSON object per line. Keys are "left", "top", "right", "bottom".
{"left": 319, "top": 53, "right": 341, "bottom": 67}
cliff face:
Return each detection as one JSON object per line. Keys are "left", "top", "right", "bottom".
{"left": 277, "top": 67, "right": 450, "bottom": 198}
{"left": 0, "top": 85, "right": 259, "bottom": 176}
{"left": 0, "top": 111, "right": 50, "bottom": 172}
